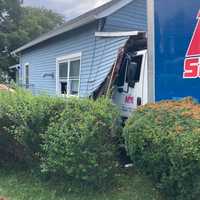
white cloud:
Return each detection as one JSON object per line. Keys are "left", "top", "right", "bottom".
{"left": 23, "top": 0, "right": 111, "bottom": 19}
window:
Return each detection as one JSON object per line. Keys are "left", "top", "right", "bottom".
{"left": 25, "top": 64, "right": 29, "bottom": 88}
{"left": 126, "top": 55, "right": 143, "bottom": 83}
{"left": 57, "top": 53, "right": 81, "bottom": 96}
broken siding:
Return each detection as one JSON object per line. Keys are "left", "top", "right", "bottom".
{"left": 104, "top": 0, "right": 147, "bottom": 32}
{"left": 87, "top": 36, "right": 128, "bottom": 94}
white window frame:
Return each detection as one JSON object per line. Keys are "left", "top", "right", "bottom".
{"left": 24, "top": 63, "right": 30, "bottom": 88}
{"left": 56, "top": 52, "right": 81, "bottom": 97}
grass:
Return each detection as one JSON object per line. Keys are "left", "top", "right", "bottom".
{"left": 0, "top": 167, "right": 164, "bottom": 200}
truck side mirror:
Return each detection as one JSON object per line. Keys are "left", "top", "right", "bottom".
{"left": 126, "top": 62, "right": 139, "bottom": 88}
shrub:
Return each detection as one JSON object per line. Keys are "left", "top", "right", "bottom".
{"left": 0, "top": 89, "right": 122, "bottom": 187}
{"left": 41, "top": 98, "right": 121, "bottom": 187}
{"left": 123, "top": 98, "right": 200, "bottom": 200}
{"left": 0, "top": 89, "right": 66, "bottom": 163}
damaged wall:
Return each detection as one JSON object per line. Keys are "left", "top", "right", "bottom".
{"left": 19, "top": 0, "right": 147, "bottom": 97}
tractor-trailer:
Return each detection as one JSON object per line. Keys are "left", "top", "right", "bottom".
{"left": 11, "top": 0, "right": 200, "bottom": 118}
{"left": 96, "top": 0, "right": 200, "bottom": 118}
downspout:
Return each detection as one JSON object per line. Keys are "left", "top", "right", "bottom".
{"left": 87, "top": 18, "right": 107, "bottom": 96}
{"left": 98, "top": 18, "right": 106, "bottom": 31}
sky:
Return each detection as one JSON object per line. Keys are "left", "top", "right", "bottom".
{"left": 23, "top": 0, "right": 111, "bottom": 19}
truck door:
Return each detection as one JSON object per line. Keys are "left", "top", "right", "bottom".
{"left": 112, "top": 50, "right": 147, "bottom": 118}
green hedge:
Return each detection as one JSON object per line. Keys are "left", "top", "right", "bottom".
{"left": 41, "top": 98, "right": 121, "bottom": 187}
{"left": 0, "top": 89, "right": 121, "bottom": 186}
{"left": 0, "top": 89, "right": 66, "bottom": 163}
{"left": 123, "top": 99, "right": 200, "bottom": 200}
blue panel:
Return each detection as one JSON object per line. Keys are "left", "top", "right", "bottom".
{"left": 105, "top": 0, "right": 147, "bottom": 31}
{"left": 87, "top": 36, "right": 128, "bottom": 92}
{"left": 154, "top": 0, "right": 200, "bottom": 101}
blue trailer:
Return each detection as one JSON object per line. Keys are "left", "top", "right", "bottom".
{"left": 147, "top": 0, "right": 200, "bottom": 102}
{"left": 112, "top": 0, "right": 200, "bottom": 117}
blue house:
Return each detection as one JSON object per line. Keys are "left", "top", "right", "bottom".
{"left": 13, "top": 0, "right": 147, "bottom": 97}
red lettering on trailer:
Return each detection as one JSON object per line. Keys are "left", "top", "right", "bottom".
{"left": 183, "top": 57, "right": 199, "bottom": 78}
{"left": 125, "top": 96, "right": 134, "bottom": 104}
{"left": 184, "top": 10, "right": 200, "bottom": 79}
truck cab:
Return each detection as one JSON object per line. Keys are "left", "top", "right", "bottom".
{"left": 112, "top": 49, "right": 148, "bottom": 118}
{"left": 93, "top": 32, "right": 148, "bottom": 118}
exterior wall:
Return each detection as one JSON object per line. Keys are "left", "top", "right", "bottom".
{"left": 87, "top": 36, "right": 128, "bottom": 93}
{"left": 20, "top": 22, "right": 128, "bottom": 97}
{"left": 20, "top": 22, "right": 98, "bottom": 97}
{"left": 20, "top": 0, "right": 147, "bottom": 97}
{"left": 104, "top": 0, "right": 147, "bottom": 32}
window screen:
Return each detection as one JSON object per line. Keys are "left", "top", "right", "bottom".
{"left": 59, "top": 62, "right": 68, "bottom": 79}
{"left": 69, "top": 60, "right": 80, "bottom": 79}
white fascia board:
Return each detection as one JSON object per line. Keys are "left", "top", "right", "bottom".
{"left": 56, "top": 52, "right": 82, "bottom": 62}
{"left": 95, "top": 31, "right": 145, "bottom": 37}
{"left": 95, "top": 0, "right": 133, "bottom": 19}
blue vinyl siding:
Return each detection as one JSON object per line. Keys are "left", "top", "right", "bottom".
{"left": 21, "top": 23, "right": 98, "bottom": 97}
{"left": 20, "top": 23, "right": 129, "bottom": 97}
{"left": 20, "top": 0, "right": 147, "bottom": 97}
{"left": 87, "top": 36, "right": 128, "bottom": 93}
{"left": 104, "top": 0, "right": 147, "bottom": 32}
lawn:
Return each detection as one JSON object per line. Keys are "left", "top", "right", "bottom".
{"left": 0, "top": 168, "right": 164, "bottom": 200}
